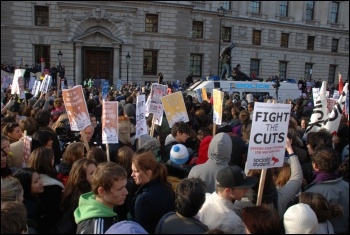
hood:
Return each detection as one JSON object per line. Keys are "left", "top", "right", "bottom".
{"left": 164, "top": 134, "right": 176, "bottom": 145}
{"left": 208, "top": 132, "right": 232, "bottom": 163}
{"left": 58, "top": 161, "right": 71, "bottom": 175}
{"left": 74, "top": 192, "right": 117, "bottom": 224}
{"left": 196, "top": 136, "right": 213, "bottom": 165}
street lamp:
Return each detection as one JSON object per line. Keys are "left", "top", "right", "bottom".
{"left": 57, "top": 50, "right": 63, "bottom": 66}
{"left": 217, "top": 6, "right": 225, "bottom": 77}
{"left": 126, "top": 52, "right": 131, "bottom": 85}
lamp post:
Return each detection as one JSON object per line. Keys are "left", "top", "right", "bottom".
{"left": 217, "top": 6, "right": 225, "bottom": 77}
{"left": 126, "top": 52, "right": 131, "bottom": 85}
{"left": 57, "top": 50, "right": 63, "bottom": 67}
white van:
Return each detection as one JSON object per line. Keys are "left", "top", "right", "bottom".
{"left": 185, "top": 80, "right": 301, "bottom": 102}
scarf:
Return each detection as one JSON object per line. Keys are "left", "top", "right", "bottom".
{"left": 312, "top": 171, "right": 339, "bottom": 183}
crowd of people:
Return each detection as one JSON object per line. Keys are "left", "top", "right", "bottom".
{"left": 1, "top": 78, "right": 349, "bottom": 234}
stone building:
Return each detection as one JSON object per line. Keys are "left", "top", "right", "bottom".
{"left": 1, "top": 1, "right": 349, "bottom": 86}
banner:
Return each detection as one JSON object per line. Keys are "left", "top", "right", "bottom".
{"left": 213, "top": 89, "right": 224, "bottom": 125}
{"left": 62, "top": 85, "right": 91, "bottom": 131}
{"left": 246, "top": 102, "right": 291, "bottom": 169}
{"left": 135, "top": 94, "right": 148, "bottom": 139}
{"left": 101, "top": 100, "right": 119, "bottom": 144}
{"left": 303, "top": 81, "right": 328, "bottom": 140}
{"left": 148, "top": 83, "right": 167, "bottom": 115}
{"left": 322, "top": 83, "right": 348, "bottom": 135}
{"left": 39, "top": 75, "right": 51, "bottom": 94}
{"left": 161, "top": 91, "right": 189, "bottom": 128}
{"left": 101, "top": 80, "right": 109, "bottom": 100}
{"left": 312, "top": 88, "right": 320, "bottom": 106}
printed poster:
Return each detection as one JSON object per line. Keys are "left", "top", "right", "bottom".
{"left": 148, "top": 83, "right": 167, "bottom": 115}
{"left": 1, "top": 70, "right": 13, "bottom": 89}
{"left": 312, "top": 88, "right": 320, "bottom": 106}
{"left": 11, "top": 69, "right": 26, "bottom": 99}
{"left": 102, "top": 100, "right": 118, "bottom": 144}
{"left": 161, "top": 91, "right": 189, "bottom": 128}
{"left": 135, "top": 94, "right": 148, "bottom": 139}
{"left": 62, "top": 85, "right": 91, "bottom": 131}
{"left": 202, "top": 88, "right": 208, "bottom": 101}
{"left": 326, "top": 98, "right": 337, "bottom": 113}
{"left": 246, "top": 102, "right": 291, "bottom": 169}
{"left": 39, "top": 74, "right": 51, "bottom": 94}
{"left": 213, "top": 89, "right": 224, "bottom": 125}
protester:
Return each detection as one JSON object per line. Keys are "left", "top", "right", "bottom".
{"left": 1, "top": 135, "right": 13, "bottom": 178}
{"left": 1, "top": 201, "right": 28, "bottom": 234}
{"left": 283, "top": 203, "right": 318, "bottom": 234}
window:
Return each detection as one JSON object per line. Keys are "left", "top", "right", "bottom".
{"left": 331, "top": 38, "right": 339, "bottom": 52}
{"left": 250, "top": 1, "right": 261, "bottom": 13}
{"left": 34, "top": 45, "right": 50, "bottom": 69}
{"left": 328, "top": 65, "right": 336, "bottom": 84}
{"left": 281, "top": 33, "right": 289, "bottom": 48}
{"left": 306, "top": 1, "right": 315, "bottom": 21}
{"left": 35, "top": 6, "right": 49, "bottom": 26}
{"left": 307, "top": 36, "right": 315, "bottom": 50}
{"left": 250, "top": 59, "right": 260, "bottom": 77}
{"left": 279, "top": 61, "right": 287, "bottom": 79}
{"left": 222, "top": 27, "right": 231, "bottom": 42}
{"left": 190, "top": 54, "right": 202, "bottom": 77}
{"left": 192, "top": 21, "right": 204, "bottom": 38}
{"left": 143, "top": 50, "right": 158, "bottom": 75}
{"left": 330, "top": 2, "right": 339, "bottom": 23}
{"left": 145, "top": 14, "right": 158, "bottom": 33}
{"left": 252, "top": 30, "right": 261, "bottom": 45}
{"left": 280, "top": 1, "right": 289, "bottom": 17}
{"left": 305, "top": 63, "right": 313, "bottom": 80}
{"left": 222, "top": 1, "right": 231, "bottom": 10}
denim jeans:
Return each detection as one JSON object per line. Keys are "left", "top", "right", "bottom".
{"left": 221, "top": 63, "right": 230, "bottom": 79}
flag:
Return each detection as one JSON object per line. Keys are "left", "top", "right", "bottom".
{"left": 322, "top": 83, "right": 348, "bottom": 135}
{"left": 303, "top": 81, "right": 329, "bottom": 140}
{"left": 338, "top": 72, "right": 344, "bottom": 93}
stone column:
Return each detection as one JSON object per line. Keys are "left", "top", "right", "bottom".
{"left": 112, "top": 43, "right": 120, "bottom": 85}
{"left": 74, "top": 41, "right": 83, "bottom": 86}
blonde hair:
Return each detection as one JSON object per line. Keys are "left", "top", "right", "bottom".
{"left": 1, "top": 177, "right": 23, "bottom": 202}
{"left": 51, "top": 113, "right": 68, "bottom": 133}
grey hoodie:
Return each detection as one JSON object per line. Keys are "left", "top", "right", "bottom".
{"left": 188, "top": 132, "right": 232, "bottom": 193}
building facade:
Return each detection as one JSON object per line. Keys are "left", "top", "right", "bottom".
{"left": 1, "top": 1, "right": 349, "bottom": 86}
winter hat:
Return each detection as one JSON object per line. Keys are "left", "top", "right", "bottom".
{"left": 283, "top": 203, "right": 318, "bottom": 234}
{"left": 170, "top": 144, "right": 189, "bottom": 165}
{"left": 136, "top": 134, "right": 160, "bottom": 151}
{"left": 124, "top": 103, "right": 136, "bottom": 117}
{"left": 105, "top": 221, "right": 148, "bottom": 234}
{"left": 216, "top": 165, "right": 257, "bottom": 189}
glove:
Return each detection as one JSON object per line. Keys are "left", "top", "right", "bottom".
{"left": 5, "top": 99, "right": 15, "bottom": 109}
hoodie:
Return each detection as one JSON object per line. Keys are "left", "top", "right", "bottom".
{"left": 74, "top": 192, "right": 118, "bottom": 234}
{"left": 188, "top": 133, "right": 232, "bottom": 193}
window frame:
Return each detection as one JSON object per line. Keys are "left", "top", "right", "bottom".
{"left": 222, "top": 1, "right": 231, "bottom": 10}
{"left": 250, "top": 1, "right": 261, "bottom": 14}
{"left": 331, "top": 38, "right": 339, "bottom": 52}
{"left": 306, "top": 1, "right": 315, "bottom": 21}
{"left": 190, "top": 54, "right": 203, "bottom": 77}
{"left": 250, "top": 59, "right": 260, "bottom": 77}
{"left": 252, "top": 30, "right": 261, "bottom": 45}
{"left": 330, "top": 1, "right": 339, "bottom": 23}
{"left": 328, "top": 65, "right": 337, "bottom": 84}
{"left": 307, "top": 36, "right": 315, "bottom": 50}
{"left": 192, "top": 21, "right": 204, "bottom": 39}
{"left": 279, "top": 1, "right": 289, "bottom": 17}
{"left": 222, "top": 27, "right": 232, "bottom": 42}
{"left": 279, "top": 61, "right": 288, "bottom": 80}
{"left": 143, "top": 50, "right": 158, "bottom": 75}
{"left": 281, "top": 33, "right": 289, "bottom": 48}
{"left": 34, "top": 5, "right": 49, "bottom": 26}
{"left": 34, "top": 45, "right": 50, "bottom": 69}
{"left": 145, "top": 14, "right": 158, "bottom": 33}
{"left": 305, "top": 63, "right": 313, "bottom": 81}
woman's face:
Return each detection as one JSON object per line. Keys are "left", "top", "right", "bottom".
{"left": 301, "top": 120, "right": 307, "bottom": 129}
{"left": 8, "top": 127, "right": 23, "bottom": 140}
{"left": 307, "top": 143, "right": 315, "bottom": 156}
{"left": 1, "top": 140, "right": 10, "bottom": 154}
{"left": 90, "top": 117, "right": 97, "bottom": 128}
{"left": 1, "top": 149, "right": 7, "bottom": 168}
{"left": 31, "top": 172, "right": 44, "bottom": 194}
{"left": 131, "top": 164, "right": 151, "bottom": 185}
{"left": 86, "top": 163, "right": 97, "bottom": 184}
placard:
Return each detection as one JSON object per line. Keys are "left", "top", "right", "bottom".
{"left": 135, "top": 94, "right": 148, "bottom": 139}
{"left": 101, "top": 100, "right": 119, "bottom": 144}
{"left": 161, "top": 91, "right": 189, "bottom": 128}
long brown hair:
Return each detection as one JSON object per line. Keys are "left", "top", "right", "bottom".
{"left": 27, "top": 147, "right": 57, "bottom": 178}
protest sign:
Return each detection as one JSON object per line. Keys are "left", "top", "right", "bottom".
{"left": 202, "top": 88, "right": 208, "bottom": 101}
{"left": 326, "top": 98, "right": 337, "bottom": 113}
{"left": 333, "top": 90, "right": 339, "bottom": 99}
{"left": 135, "top": 94, "right": 148, "bottom": 139}
{"left": 213, "top": 89, "right": 224, "bottom": 125}
{"left": 39, "top": 74, "right": 51, "bottom": 94}
{"left": 11, "top": 69, "right": 26, "bottom": 99}
{"left": 101, "top": 100, "right": 118, "bottom": 144}
{"left": 101, "top": 80, "right": 109, "bottom": 100}
{"left": 62, "top": 85, "right": 91, "bottom": 131}
{"left": 322, "top": 83, "right": 348, "bottom": 135}
{"left": 312, "top": 88, "right": 320, "bottom": 105}
{"left": 161, "top": 91, "right": 189, "bottom": 128}
{"left": 148, "top": 83, "right": 167, "bottom": 115}
{"left": 246, "top": 102, "right": 291, "bottom": 169}
{"left": 31, "top": 80, "right": 41, "bottom": 97}
{"left": 61, "top": 78, "right": 66, "bottom": 90}
{"left": 1, "top": 70, "right": 13, "bottom": 89}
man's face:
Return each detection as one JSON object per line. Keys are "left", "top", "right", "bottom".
{"left": 84, "top": 125, "right": 94, "bottom": 142}
{"left": 98, "top": 179, "right": 128, "bottom": 208}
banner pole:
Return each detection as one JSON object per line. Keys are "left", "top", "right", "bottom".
{"left": 106, "top": 143, "right": 110, "bottom": 162}
{"left": 150, "top": 115, "right": 155, "bottom": 137}
{"left": 256, "top": 168, "right": 267, "bottom": 206}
